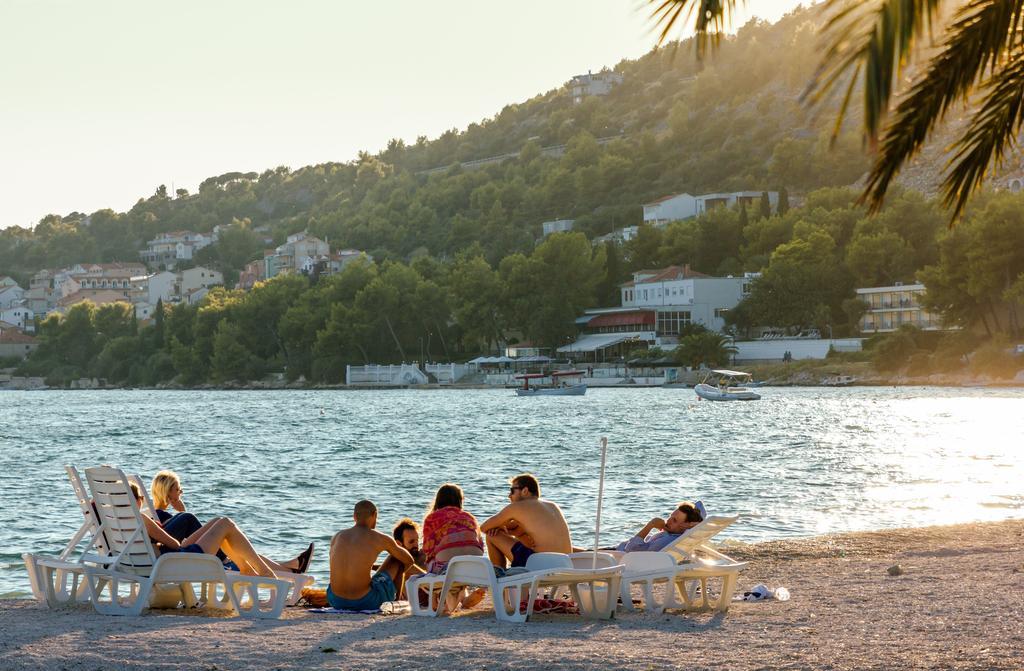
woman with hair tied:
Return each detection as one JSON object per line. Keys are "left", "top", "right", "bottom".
{"left": 419, "top": 483, "right": 486, "bottom": 610}
{"left": 150, "top": 470, "right": 313, "bottom": 575}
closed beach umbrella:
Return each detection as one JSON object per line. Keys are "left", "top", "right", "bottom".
{"left": 593, "top": 436, "right": 608, "bottom": 569}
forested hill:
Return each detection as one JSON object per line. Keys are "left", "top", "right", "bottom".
{"left": 2, "top": 6, "right": 873, "bottom": 278}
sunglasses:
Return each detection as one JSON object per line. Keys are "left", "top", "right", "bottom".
{"left": 508, "top": 486, "right": 523, "bottom": 494}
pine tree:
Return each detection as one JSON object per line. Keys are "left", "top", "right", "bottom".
{"left": 738, "top": 202, "right": 749, "bottom": 229}
{"left": 759, "top": 191, "right": 772, "bottom": 219}
{"left": 777, "top": 187, "right": 789, "bottom": 216}
{"left": 153, "top": 298, "right": 165, "bottom": 348}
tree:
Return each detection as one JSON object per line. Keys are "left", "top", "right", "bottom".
{"left": 758, "top": 191, "right": 771, "bottom": 220}
{"left": 647, "top": 1, "right": 1024, "bottom": 219}
{"left": 777, "top": 187, "right": 789, "bottom": 216}
{"left": 673, "top": 332, "right": 737, "bottom": 369}
{"left": 210, "top": 321, "right": 255, "bottom": 382}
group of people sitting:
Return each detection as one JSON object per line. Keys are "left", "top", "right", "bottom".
{"left": 129, "top": 470, "right": 705, "bottom": 613}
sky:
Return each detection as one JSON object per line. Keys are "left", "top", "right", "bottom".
{"left": 0, "top": 0, "right": 807, "bottom": 230}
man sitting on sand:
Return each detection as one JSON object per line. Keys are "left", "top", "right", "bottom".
{"left": 392, "top": 517, "right": 424, "bottom": 567}
{"left": 481, "top": 473, "right": 572, "bottom": 568}
{"left": 391, "top": 517, "right": 424, "bottom": 599}
{"left": 328, "top": 500, "right": 423, "bottom": 611}
{"left": 615, "top": 501, "right": 704, "bottom": 553}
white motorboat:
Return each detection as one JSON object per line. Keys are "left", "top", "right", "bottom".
{"left": 694, "top": 369, "right": 761, "bottom": 401}
{"left": 514, "top": 370, "right": 588, "bottom": 396}
{"left": 821, "top": 374, "right": 857, "bottom": 386}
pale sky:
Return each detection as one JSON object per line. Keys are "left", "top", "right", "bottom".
{"left": 0, "top": 1, "right": 806, "bottom": 229}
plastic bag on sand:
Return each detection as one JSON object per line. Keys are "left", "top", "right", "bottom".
{"left": 735, "top": 584, "right": 790, "bottom": 602}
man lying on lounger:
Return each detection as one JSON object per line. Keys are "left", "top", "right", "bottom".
{"left": 328, "top": 500, "right": 423, "bottom": 611}
{"left": 615, "top": 500, "right": 704, "bottom": 552}
{"left": 481, "top": 473, "right": 573, "bottom": 568}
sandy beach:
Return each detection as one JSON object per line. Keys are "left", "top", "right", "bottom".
{"left": 2, "top": 520, "right": 1021, "bottom": 670}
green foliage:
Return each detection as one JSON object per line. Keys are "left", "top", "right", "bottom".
{"left": 870, "top": 325, "right": 921, "bottom": 372}
{"left": 970, "top": 336, "right": 1021, "bottom": 379}
{"left": 673, "top": 332, "right": 737, "bottom": 369}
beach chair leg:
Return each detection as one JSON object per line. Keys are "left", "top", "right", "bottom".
{"left": 39, "top": 563, "right": 89, "bottom": 609}
{"left": 22, "top": 554, "right": 45, "bottom": 603}
{"left": 574, "top": 578, "right": 619, "bottom": 620}
{"left": 86, "top": 571, "right": 151, "bottom": 617}
{"left": 715, "top": 573, "right": 738, "bottom": 612}
{"left": 494, "top": 583, "right": 528, "bottom": 623}
{"left": 226, "top": 577, "right": 287, "bottom": 619}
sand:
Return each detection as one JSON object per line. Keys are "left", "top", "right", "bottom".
{"left": 2, "top": 520, "right": 1022, "bottom": 671}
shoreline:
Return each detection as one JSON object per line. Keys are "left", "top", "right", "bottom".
{"left": 3, "top": 519, "right": 1022, "bottom": 670}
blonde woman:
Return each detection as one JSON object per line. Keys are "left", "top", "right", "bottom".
{"left": 151, "top": 470, "right": 313, "bottom": 574}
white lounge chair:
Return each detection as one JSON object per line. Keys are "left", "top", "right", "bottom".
{"left": 24, "top": 466, "right": 110, "bottom": 608}
{"left": 407, "top": 552, "right": 624, "bottom": 623}
{"left": 609, "top": 515, "right": 746, "bottom": 613}
{"left": 128, "top": 470, "right": 314, "bottom": 606}
{"left": 80, "top": 465, "right": 292, "bottom": 618}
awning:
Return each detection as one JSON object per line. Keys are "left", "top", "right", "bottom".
{"left": 557, "top": 333, "right": 646, "bottom": 353}
{"left": 586, "top": 311, "right": 655, "bottom": 328}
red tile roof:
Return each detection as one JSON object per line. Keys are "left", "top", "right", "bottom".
{"left": 0, "top": 330, "right": 37, "bottom": 344}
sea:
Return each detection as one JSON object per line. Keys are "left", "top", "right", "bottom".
{"left": 1, "top": 386, "right": 1022, "bottom": 597}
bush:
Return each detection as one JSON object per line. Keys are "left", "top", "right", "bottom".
{"left": 871, "top": 328, "right": 918, "bottom": 372}
{"left": 970, "top": 336, "right": 1020, "bottom": 379}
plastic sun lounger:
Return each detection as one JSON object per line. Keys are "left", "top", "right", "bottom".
{"left": 24, "top": 466, "right": 110, "bottom": 608}
{"left": 79, "top": 465, "right": 292, "bottom": 618}
{"left": 126, "top": 471, "right": 314, "bottom": 607}
{"left": 407, "top": 553, "right": 624, "bottom": 623}
{"left": 25, "top": 466, "right": 312, "bottom": 609}
{"left": 606, "top": 515, "right": 747, "bottom": 613}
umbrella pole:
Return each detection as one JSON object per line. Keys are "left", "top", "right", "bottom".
{"left": 593, "top": 436, "right": 608, "bottom": 570}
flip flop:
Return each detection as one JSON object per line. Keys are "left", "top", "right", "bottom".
{"left": 294, "top": 543, "right": 314, "bottom": 574}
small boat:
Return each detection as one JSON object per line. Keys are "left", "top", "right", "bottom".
{"left": 694, "top": 369, "right": 761, "bottom": 401}
{"left": 821, "top": 374, "right": 857, "bottom": 387}
{"left": 515, "top": 370, "right": 587, "bottom": 396}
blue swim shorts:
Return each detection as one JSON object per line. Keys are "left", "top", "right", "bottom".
{"left": 326, "top": 570, "right": 397, "bottom": 611}
{"left": 510, "top": 541, "right": 535, "bottom": 568}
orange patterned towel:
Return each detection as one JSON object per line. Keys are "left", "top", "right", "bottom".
{"left": 300, "top": 587, "right": 328, "bottom": 608}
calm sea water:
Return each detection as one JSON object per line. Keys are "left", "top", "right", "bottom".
{"left": 1, "top": 387, "right": 1022, "bottom": 596}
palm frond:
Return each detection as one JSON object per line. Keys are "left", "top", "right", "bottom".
{"left": 943, "top": 51, "right": 1024, "bottom": 219}
{"left": 647, "top": 1, "right": 742, "bottom": 57}
{"left": 861, "top": 0, "right": 1024, "bottom": 216}
{"left": 805, "top": 0, "right": 945, "bottom": 140}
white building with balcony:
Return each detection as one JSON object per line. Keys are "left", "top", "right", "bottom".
{"left": 140, "top": 231, "right": 214, "bottom": 267}
{"left": 558, "top": 265, "right": 751, "bottom": 360}
{"left": 569, "top": 70, "right": 623, "bottom": 104}
{"left": 855, "top": 283, "right": 942, "bottom": 333}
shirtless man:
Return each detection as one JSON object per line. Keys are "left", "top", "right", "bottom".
{"left": 328, "top": 500, "right": 423, "bottom": 611}
{"left": 480, "top": 473, "right": 572, "bottom": 568}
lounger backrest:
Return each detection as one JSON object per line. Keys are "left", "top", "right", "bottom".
{"left": 524, "top": 553, "right": 573, "bottom": 572}
{"left": 63, "top": 465, "right": 110, "bottom": 559}
{"left": 84, "top": 466, "right": 157, "bottom": 577}
{"left": 127, "top": 473, "right": 156, "bottom": 517}
{"left": 662, "top": 515, "right": 738, "bottom": 564}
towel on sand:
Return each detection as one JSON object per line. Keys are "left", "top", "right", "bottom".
{"left": 307, "top": 601, "right": 410, "bottom": 615}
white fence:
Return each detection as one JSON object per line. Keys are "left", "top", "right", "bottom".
{"left": 346, "top": 363, "right": 471, "bottom": 386}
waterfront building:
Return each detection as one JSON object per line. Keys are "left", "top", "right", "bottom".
{"left": 856, "top": 283, "right": 942, "bottom": 333}
{"left": 561, "top": 265, "right": 751, "bottom": 360}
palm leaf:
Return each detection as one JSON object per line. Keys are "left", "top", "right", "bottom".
{"left": 861, "top": 0, "right": 1024, "bottom": 218}
{"left": 647, "top": 1, "right": 742, "bottom": 57}
{"left": 804, "top": 0, "right": 945, "bottom": 141}
{"left": 943, "top": 52, "right": 1024, "bottom": 218}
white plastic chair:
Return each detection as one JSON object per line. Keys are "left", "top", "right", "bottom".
{"left": 407, "top": 553, "right": 624, "bottom": 623}
{"left": 611, "top": 515, "right": 746, "bottom": 613}
{"left": 80, "top": 465, "right": 292, "bottom": 618}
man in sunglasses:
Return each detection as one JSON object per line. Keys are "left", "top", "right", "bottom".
{"left": 480, "top": 473, "right": 573, "bottom": 568}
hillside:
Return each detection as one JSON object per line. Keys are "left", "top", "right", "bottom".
{"left": 0, "top": 5, "right": 878, "bottom": 278}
